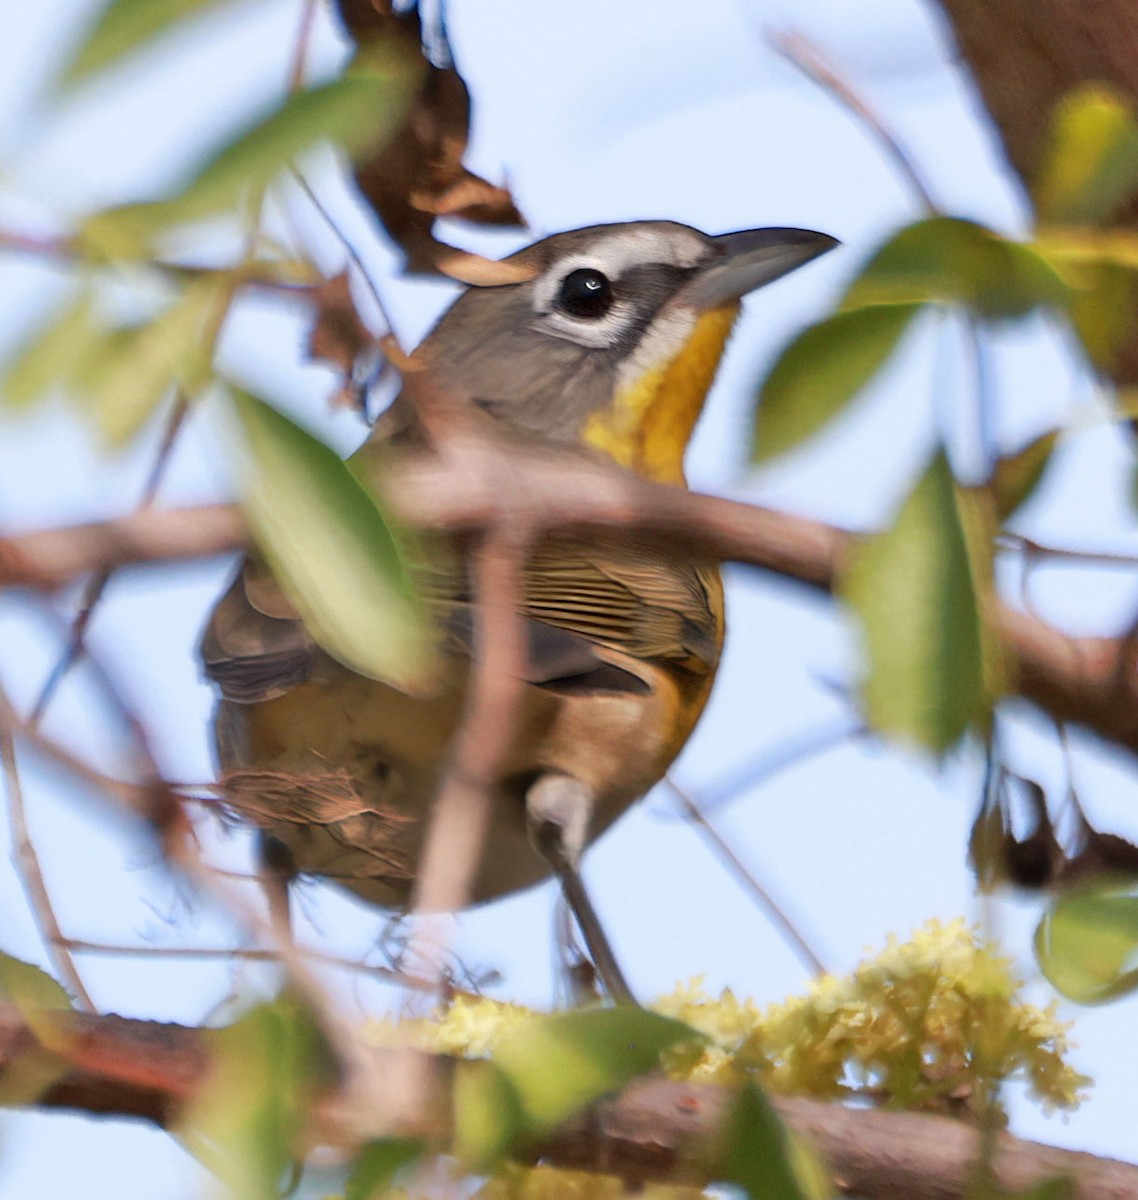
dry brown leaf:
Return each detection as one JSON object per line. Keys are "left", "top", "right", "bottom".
{"left": 304, "top": 270, "right": 383, "bottom": 408}
{"left": 333, "top": 0, "right": 525, "bottom": 282}
{"left": 307, "top": 271, "right": 376, "bottom": 374}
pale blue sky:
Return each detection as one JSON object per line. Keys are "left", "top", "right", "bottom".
{"left": 2, "top": 1, "right": 1138, "bottom": 1196}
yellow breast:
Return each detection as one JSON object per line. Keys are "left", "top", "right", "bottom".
{"left": 582, "top": 301, "right": 741, "bottom": 484}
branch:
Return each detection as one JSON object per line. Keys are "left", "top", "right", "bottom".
{"left": 0, "top": 503, "right": 246, "bottom": 589}
{"left": 2, "top": 1006, "right": 1134, "bottom": 1200}
{"left": 932, "top": 0, "right": 1138, "bottom": 384}
{"left": 4, "top": 446, "right": 1138, "bottom": 759}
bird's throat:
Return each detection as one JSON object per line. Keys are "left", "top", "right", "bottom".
{"left": 583, "top": 301, "right": 741, "bottom": 484}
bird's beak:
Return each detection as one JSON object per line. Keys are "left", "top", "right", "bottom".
{"left": 682, "top": 227, "right": 839, "bottom": 311}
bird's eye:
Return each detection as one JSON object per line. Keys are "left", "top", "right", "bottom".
{"left": 556, "top": 268, "right": 613, "bottom": 319}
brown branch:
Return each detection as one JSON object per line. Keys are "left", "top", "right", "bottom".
{"left": 0, "top": 687, "right": 95, "bottom": 1011}
{"left": 5, "top": 447, "right": 1138, "bottom": 759}
{"left": 0, "top": 503, "right": 246, "bottom": 589}
{"left": 3, "top": 1006, "right": 1134, "bottom": 1200}
{"left": 30, "top": 398, "right": 190, "bottom": 724}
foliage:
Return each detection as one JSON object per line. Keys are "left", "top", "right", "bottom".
{"left": 1037, "top": 883, "right": 1138, "bottom": 1004}
{"left": 368, "top": 920, "right": 1087, "bottom": 1119}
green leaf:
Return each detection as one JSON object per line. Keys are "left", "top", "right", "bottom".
{"left": 1034, "top": 86, "right": 1138, "bottom": 226}
{"left": 58, "top": 0, "right": 244, "bottom": 89}
{"left": 344, "top": 1138, "right": 424, "bottom": 1200}
{"left": 1, "top": 293, "right": 101, "bottom": 410}
{"left": 842, "top": 450, "right": 992, "bottom": 755}
{"left": 85, "top": 275, "right": 226, "bottom": 444}
{"left": 1035, "top": 886, "right": 1138, "bottom": 1004}
{"left": 1068, "top": 259, "right": 1138, "bottom": 371}
{"left": 990, "top": 430, "right": 1061, "bottom": 522}
{"left": 0, "top": 953, "right": 73, "bottom": 1014}
{"left": 453, "top": 1008, "right": 702, "bottom": 1169}
{"left": 81, "top": 44, "right": 422, "bottom": 258}
{"left": 228, "top": 389, "right": 434, "bottom": 691}
{"left": 0, "top": 953, "right": 74, "bottom": 1106}
{"left": 754, "top": 303, "right": 921, "bottom": 463}
{"left": 179, "top": 998, "right": 329, "bottom": 1200}
{"left": 717, "top": 1082, "right": 820, "bottom": 1200}
{"left": 843, "top": 217, "right": 1070, "bottom": 320}
{"left": 491, "top": 1007, "right": 703, "bottom": 1131}
{"left": 453, "top": 1060, "right": 527, "bottom": 1170}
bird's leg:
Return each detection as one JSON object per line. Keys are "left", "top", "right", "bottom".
{"left": 526, "top": 774, "right": 635, "bottom": 1005}
{"left": 258, "top": 832, "right": 297, "bottom": 942}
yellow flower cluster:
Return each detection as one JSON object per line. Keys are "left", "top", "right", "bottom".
{"left": 365, "top": 919, "right": 1088, "bottom": 1119}
{"left": 655, "top": 918, "right": 1088, "bottom": 1115}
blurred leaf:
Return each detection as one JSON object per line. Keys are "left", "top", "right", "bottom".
{"left": 754, "top": 303, "right": 920, "bottom": 463}
{"left": 492, "top": 1007, "right": 702, "bottom": 1131}
{"left": 228, "top": 388, "right": 434, "bottom": 690}
{"left": 85, "top": 275, "right": 227, "bottom": 444}
{"left": 843, "top": 218, "right": 1070, "bottom": 320}
{"left": 0, "top": 953, "right": 73, "bottom": 1105}
{"left": 454, "top": 1008, "right": 701, "bottom": 1168}
{"left": 180, "top": 998, "right": 328, "bottom": 1200}
{"left": 1035, "top": 886, "right": 1138, "bottom": 1004}
{"left": 842, "top": 450, "right": 992, "bottom": 754}
{"left": 990, "top": 430, "right": 1060, "bottom": 522}
{"left": 717, "top": 1082, "right": 817, "bottom": 1200}
{"left": 453, "top": 1059, "right": 527, "bottom": 1170}
{"left": 344, "top": 1138, "right": 424, "bottom": 1200}
{"left": 1070, "top": 261, "right": 1138, "bottom": 371}
{"left": 1, "top": 293, "right": 101, "bottom": 410}
{"left": 1034, "top": 86, "right": 1138, "bottom": 226}
{"left": 0, "top": 952, "right": 73, "bottom": 1014}
{"left": 81, "top": 42, "right": 423, "bottom": 257}
{"left": 58, "top": 0, "right": 242, "bottom": 89}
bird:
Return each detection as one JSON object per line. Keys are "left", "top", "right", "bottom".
{"left": 201, "top": 218, "right": 837, "bottom": 1001}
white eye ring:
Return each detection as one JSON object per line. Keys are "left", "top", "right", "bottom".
{"left": 533, "top": 301, "right": 636, "bottom": 348}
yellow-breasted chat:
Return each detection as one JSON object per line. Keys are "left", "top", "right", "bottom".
{"left": 201, "top": 219, "right": 836, "bottom": 1000}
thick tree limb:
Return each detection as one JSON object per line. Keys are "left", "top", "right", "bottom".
{"left": 932, "top": 0, "right": 1138, "bottom": 382}
{"left": 1, "top": 1006, "right": 1133, "bottom": 1200}
{"left": 3, "top": 447, "right": 1138, "bottom": 758}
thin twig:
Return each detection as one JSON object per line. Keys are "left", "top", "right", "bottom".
{"left": 769, "top": 29, "right": 940, "bottom": 216}
{"left": 998, "top": 531, "right": 1138, "bottom": 568}
{"left": 663, "top": 777, "right": 827, "bottom": 977}
{"left": 0, "top": 225, "right": 314, "bottom": 293}
{"left": 291, "top": 169, "right": 403, "bottom": 354}
{"left": 409, "top": 529, "right": 529, "bottom": 926}
{"left": 29, "top": 400, "right": 190, "bottom": 725}
{"left": 58, "top": 938, "right": 477, "bottom": 998}
{"left": 0, "top": 684, "right": 95, "bottom": 1010}
{"left": 287, "top": 0, "right": 320, "bottom": 92}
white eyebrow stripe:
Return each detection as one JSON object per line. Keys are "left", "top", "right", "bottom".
{"left": 532, "top": 227, "right": 711, "bottom": 314}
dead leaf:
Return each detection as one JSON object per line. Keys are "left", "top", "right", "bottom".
{"left": 333, "top": 0, "right": 526, "bottom": 282}
{"left": 307, "top": 271, "right": 376, "bottom": 374}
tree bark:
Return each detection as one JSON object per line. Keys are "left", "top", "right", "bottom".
{"left": 3, "top": 1006, "right": 1135, "bottom": 1200}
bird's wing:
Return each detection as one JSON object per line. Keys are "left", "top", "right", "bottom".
{"left": 200, "top": 548, "right": 661, "bottom": 706}
{"left": 200, "top": 560, "right": 317, "bottom": 704}
{"left": 520, "top": 542, "right": 723, "bottom": 678}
